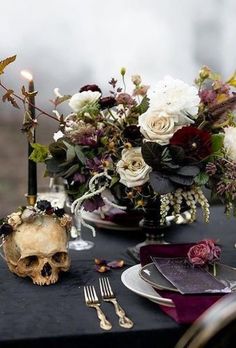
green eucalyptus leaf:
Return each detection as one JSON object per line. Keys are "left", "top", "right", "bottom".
{"left": 134, "top": 96, "right": 150, "bottom": 114}
{"left": 194, "top": 172, "right": 209, "bottom": 185}
{"left": 74, "top": 145, "right": 86, "bottom": 164}
{"left": 29, "top": 143, "right": 49, "bottom": 163}
{"left": 66, "top": 145, "right": 76, "bottom": 162}
{"left": 63, "top": 164, "right": 80, "bottom": 178}
{"left": 212, "top": 134, "right": 224, "bottom": 154}
{"left": 110, "top": 176, "right": 119, "bottom": 187}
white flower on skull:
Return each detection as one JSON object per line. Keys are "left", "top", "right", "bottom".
{"left": 7, "top": 212, "right": 22, "bottom": 229}
{"left": 116, "top": 147, "right": 151, "bottom": 188}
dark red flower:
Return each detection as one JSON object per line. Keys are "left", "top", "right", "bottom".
{"left": 54, "top": 208, "right": 65, "bottom": 218}
{"left": 99, "top": 96, "right": 117, "bottom": 109}
{"left": 123, "top": 125, "right": 142, "bottom": 142}
{"left": 79, "top": 84, "right": 102, "bottom": 93}
{"left": 37, "top": 200, "right": 52, "bottom": 211}
{"left": 0, "top": 223, "right": 13, "bottom": 236}
{"left": 170, "top": 126, "right": 212, "bottom": 161}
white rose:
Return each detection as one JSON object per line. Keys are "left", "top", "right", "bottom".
{"left": 147, "top": 76, "right": 200, "bottom": 125}
{"left": 116, "top": 147, "right": 151, "bottom": 188}
{"left": 68, "top": 91, "right": 101, "bottom": 112}
{"left": 138, "top": 110, "right": 180, "bottom": 145}
{"left": 224, "top": 126, "right": 236, "bottom": 161}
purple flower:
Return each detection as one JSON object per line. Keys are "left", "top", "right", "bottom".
{"left": 69, "top": 127, "right": 103, "bottom": 147}
{"left": 73, "top": 173, "right": 86, "bottom": 184}
{"left": 199, "top": 89, "right": 217, "bottom": 105}
{"left": 86, "top": 157, "right": 102, "bottom": 172}
{"left": 83, "top": 195, "right": 105, "bottom": 212}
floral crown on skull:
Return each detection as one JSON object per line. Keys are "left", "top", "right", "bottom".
{"left": 0, "top": 200, "right": 72, "bottom": 239}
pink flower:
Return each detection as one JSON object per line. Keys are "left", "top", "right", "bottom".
{"left": 187, "top": 239, "right": 221, "bottom": 266}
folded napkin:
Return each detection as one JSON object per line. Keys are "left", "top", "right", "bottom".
{"left": 140, "top": 244, "right": 225, "bottom": 324}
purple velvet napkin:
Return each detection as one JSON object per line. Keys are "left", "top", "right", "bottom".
{"left": 140, "top": 244, "right": 224, "bottom": 324}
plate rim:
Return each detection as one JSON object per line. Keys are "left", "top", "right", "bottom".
{"left": 139, "top": 262, "right": 179, "bottom": 292}
{"left": 121, "top": 264, "right": 174, "bottom": 307}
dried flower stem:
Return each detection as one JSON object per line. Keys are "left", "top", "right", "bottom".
{"left": 0, "top": 81, "right": 59, "bottom": 122}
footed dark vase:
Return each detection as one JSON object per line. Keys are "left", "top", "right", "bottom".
{"left": 127, "top": 201, "right": 169, "bottom": 262}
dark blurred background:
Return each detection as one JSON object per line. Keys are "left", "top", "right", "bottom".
{"left": 1, "top": 0, "right": 236, "bottom": 217}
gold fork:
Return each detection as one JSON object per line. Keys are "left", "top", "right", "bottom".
{"left": 99, "top": 277, "right": 134, "bottom": 328}
{"left": 83, "top": 285, "right": 112, "bottom": 331}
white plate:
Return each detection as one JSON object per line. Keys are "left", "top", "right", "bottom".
{"left": 81, "top": 210, "right": 141, "bottom": 231}
{"left": 121, "top": 264, "right": 175, "bottom": 307}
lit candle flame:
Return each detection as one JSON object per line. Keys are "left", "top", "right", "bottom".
{"left": 21, "top": 70, "right": 33, "bottom": 81}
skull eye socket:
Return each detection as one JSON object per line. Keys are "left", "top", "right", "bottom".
{"left": 52, "top": 252, "right": 67, "bottom": 264}
{"left": 21, "top": 255, "right": 39, "bottom": 268}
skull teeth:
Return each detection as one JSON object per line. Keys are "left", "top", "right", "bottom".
{"left": 33, "top": 277, "right": 58, "bottom": 286}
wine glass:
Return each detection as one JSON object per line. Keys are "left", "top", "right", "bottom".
{"left": 66, "top": 200, "right": 94, "bottom": 251}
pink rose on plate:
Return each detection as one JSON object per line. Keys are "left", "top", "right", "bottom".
{"left": 187, "top": 239, "right": 221, "bottom": 266}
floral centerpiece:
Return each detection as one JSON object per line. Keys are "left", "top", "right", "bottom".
{"left": 1, "top": 56, "right": 236, "bottom": 226}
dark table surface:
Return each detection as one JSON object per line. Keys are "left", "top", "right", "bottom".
{"left": 0, "top": 205, "right": 236, "bottom": 348}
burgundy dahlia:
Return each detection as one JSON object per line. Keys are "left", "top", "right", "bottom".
{"left": 79, "top": 84, "right": 102, "bottom": 93}
{"left": 99, "top": 96, "right": 117, "bottom": 109}
{"left": 123, "top": 125, "right": 142, "bottom": 142}
{"left": 170, "top": 126, "right": 212, "bottom": 161}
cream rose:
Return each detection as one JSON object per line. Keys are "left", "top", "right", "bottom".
{"left": 69, "top": 91, "right": 101, "bottom": 112}
{"left": 138, "top": 110, "right": 180, "bottom": 145}
{"left": 224, "top": 127, "right": 236, "bottom": 161}
{"left": 116, "top": 147, "right": 151, "bottom": 188}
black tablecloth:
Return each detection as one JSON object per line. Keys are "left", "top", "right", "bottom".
{"left": 0, "top": 206, "right": 236, "bottom": 348}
